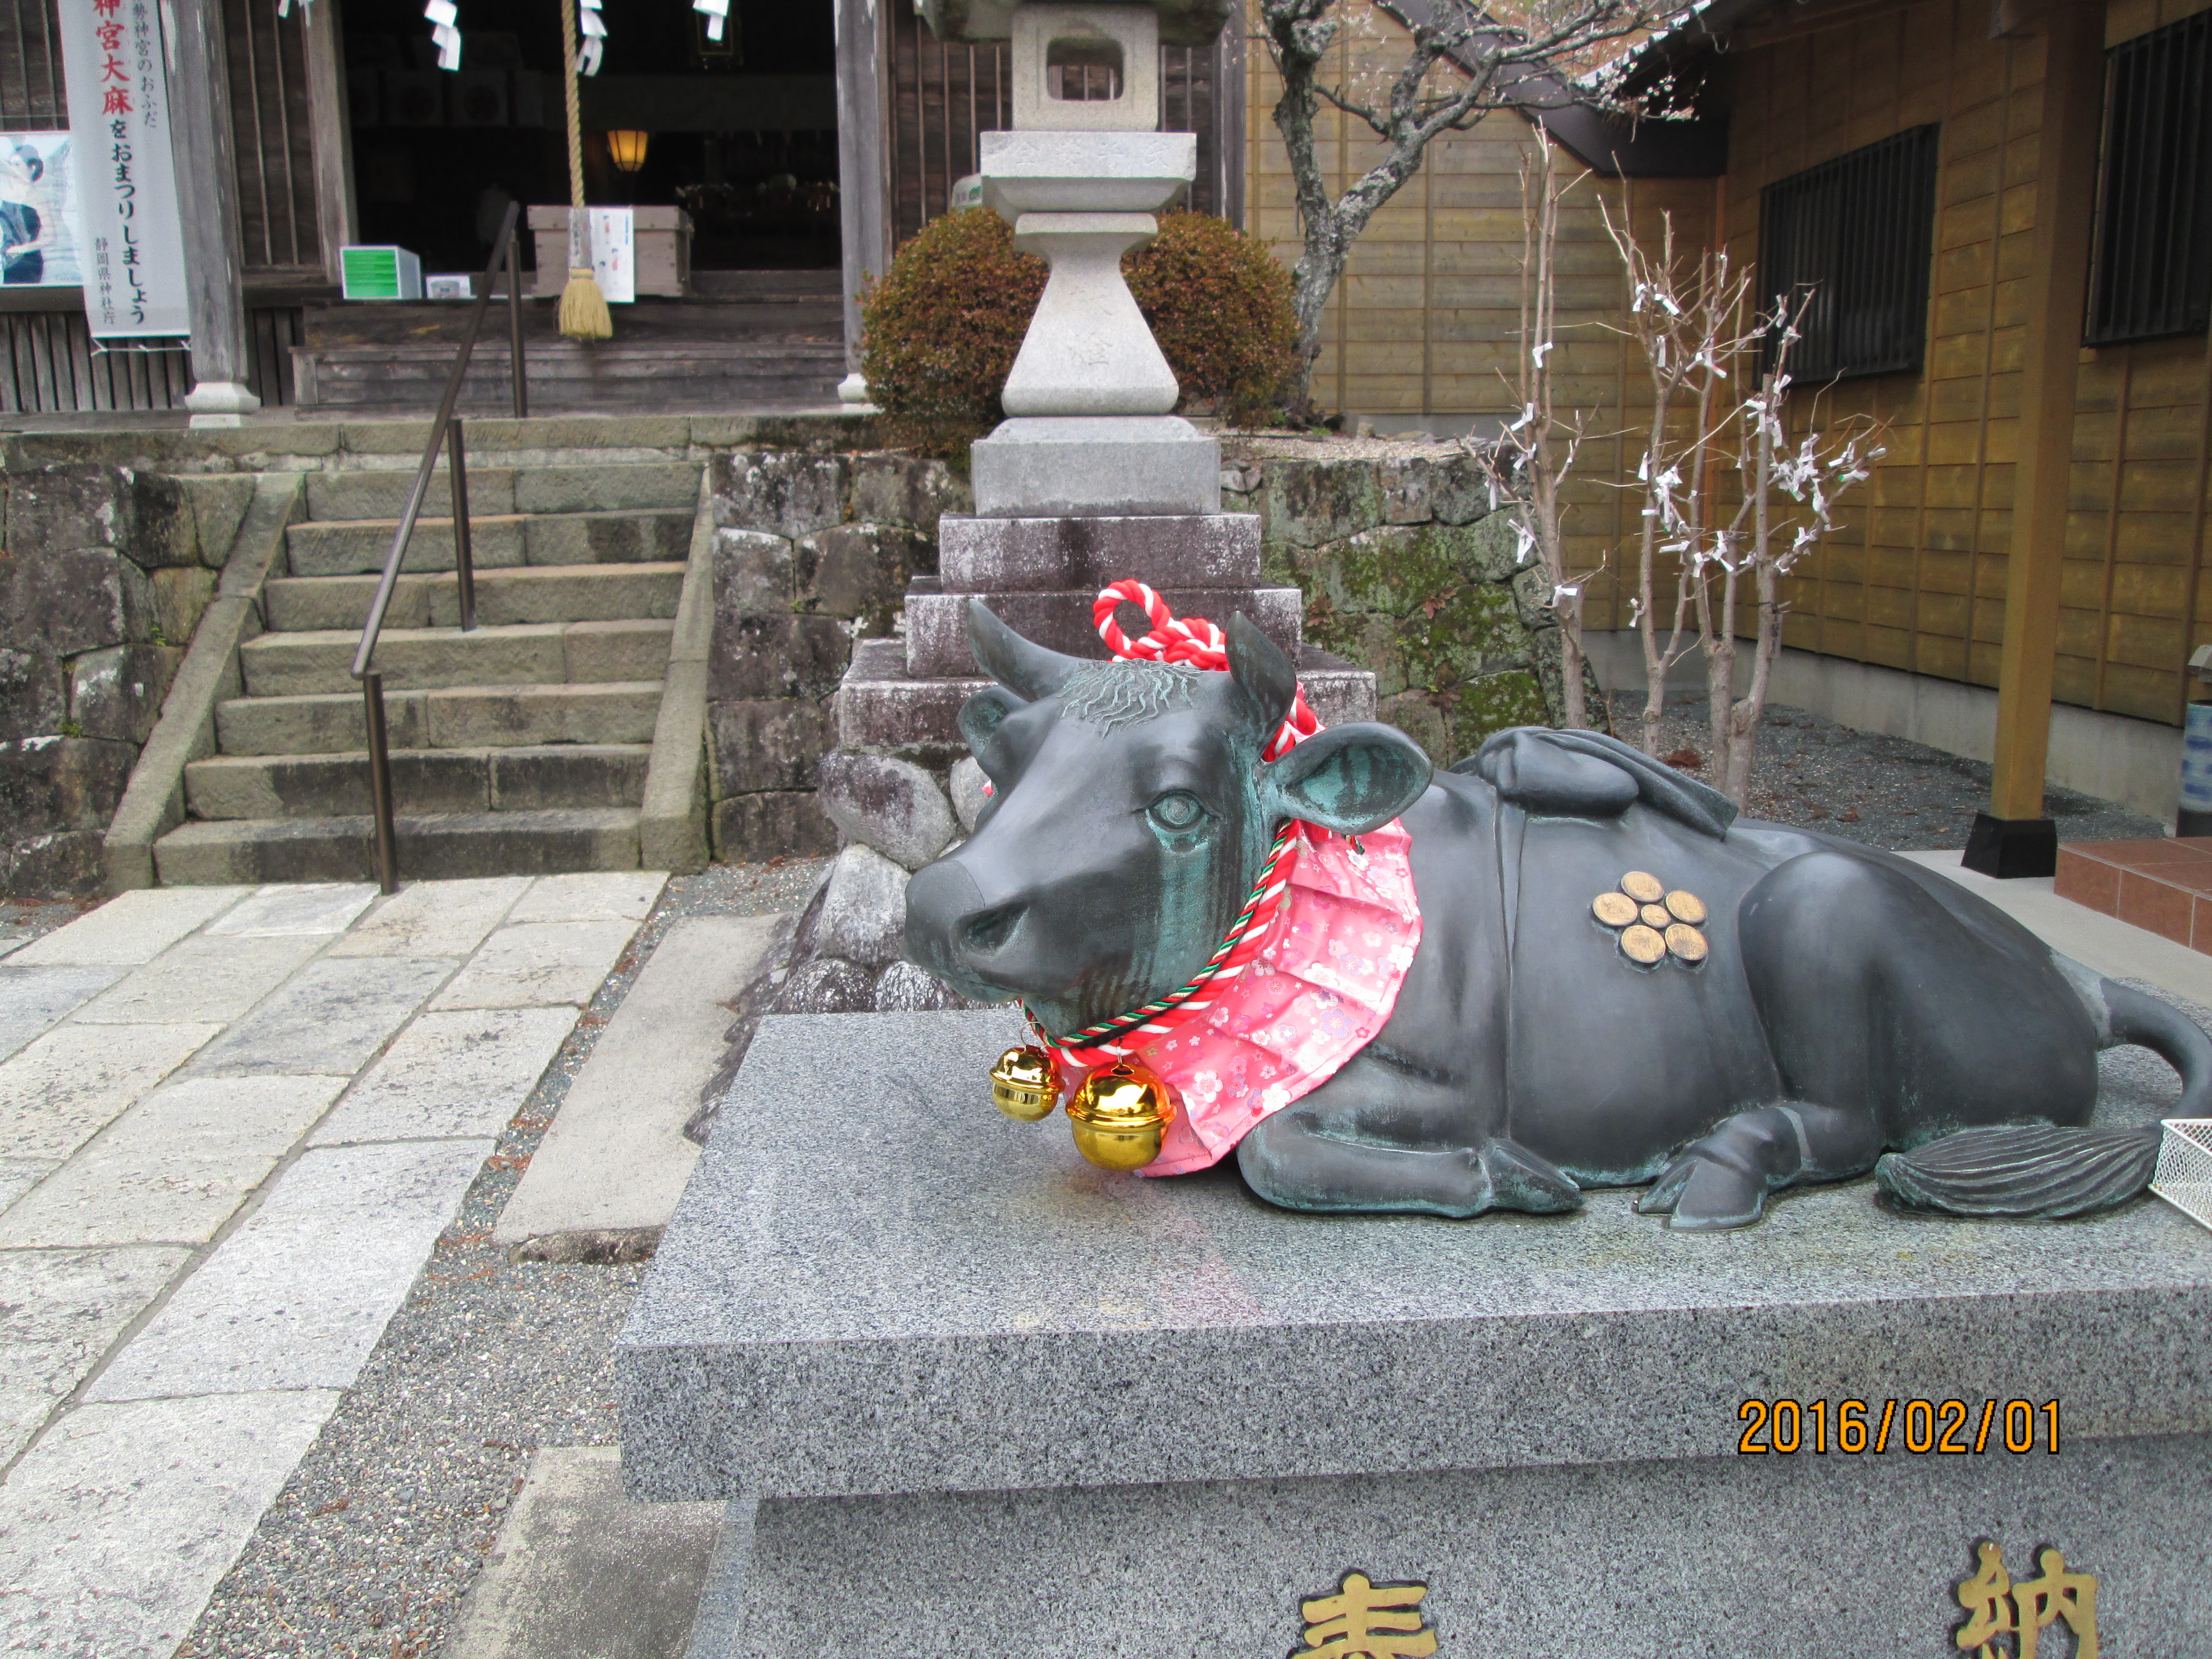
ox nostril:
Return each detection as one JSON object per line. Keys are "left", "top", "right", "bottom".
{"left": 962, "top": 902, "right": 1026, "bottom": 955}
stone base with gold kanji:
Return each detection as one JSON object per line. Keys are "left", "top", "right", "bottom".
{"left": 620, "top": 1010, "right": 2212, "bottom": 1655}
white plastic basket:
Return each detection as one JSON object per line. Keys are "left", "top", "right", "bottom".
{"left": 2151, "top": 1119, "right": 2212, "bottom": 1233}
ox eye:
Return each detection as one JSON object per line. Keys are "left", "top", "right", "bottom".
{"left": 1148, "top": 791, "right": 1206, "bottom": 831}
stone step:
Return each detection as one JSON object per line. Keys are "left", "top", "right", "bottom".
{"left": 283, "top": 509, "right": 691, "bottom": 577}
{"left": 238, "top": 620, "right": 675, "bottom": 696}
{"left": 834, "top": 637, "right": 1378, "bottom": 765}
{"left": 937, "top": 513, "right": 1262, "bottom": 592}
{"left": 184, "top": 744, "right": 651, "bottom": 820}
{"left": 153, "top": 807, "right": 643, "bottom": 884}
{"left": 217, "top": 682, "right": 666, "bottom": 756}
{"left": 902, "top": 582, "right": 1304, "bottom": 679}
{"left": 264, "top": 563, "right": 686, "bottom": 632}
{"left": 303, "top": 461, "right": 702, "bottom": 522}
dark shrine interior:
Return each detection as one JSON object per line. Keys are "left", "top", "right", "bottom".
{"left": 340, "top": 0, "right": 840, "bottom": 275}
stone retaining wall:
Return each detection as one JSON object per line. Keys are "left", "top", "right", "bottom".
{"left": 1223, "top": 440, "right": 1607, "bottom": 762}
{"left": 0, "top": 467, "right": 252, "bottom": 895}
{"left": 705, "top": 447, "right": 968, "bottom": 862}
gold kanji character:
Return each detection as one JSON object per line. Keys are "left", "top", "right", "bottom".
{"left": 2011, "top": 1547, "right": 2098, "bottom": 1659}
{"left": 1297, "top": 1571, "right": 1438, "bottom": 1659}
{"left": 1955, "top": 1539, "right": 2016, "bottom": 1658}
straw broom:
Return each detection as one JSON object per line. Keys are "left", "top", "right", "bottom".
{"left": 556, "top": 0, "right": 611, "bottom": 340}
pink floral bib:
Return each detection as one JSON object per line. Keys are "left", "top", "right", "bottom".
{"left": 1106, "top": 819, "right": 1423, "bottom": 1177}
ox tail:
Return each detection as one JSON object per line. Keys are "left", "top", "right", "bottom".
{"left": 1874, "top": 965, "right": 2202, "bottom": 1218}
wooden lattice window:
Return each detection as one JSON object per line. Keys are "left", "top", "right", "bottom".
{"left": 2087, "top": 11, "right": 2212, "bottom": 346}
{"left": 1757, "top": 124, "right": 1940, "bottom": 382}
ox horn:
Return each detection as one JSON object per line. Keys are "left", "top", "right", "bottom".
{"left": 1226, "top": 612, "right": 1298, "bottom": 735}
{"left": 967, "top": 598, "right": 1082, "bottom": 702}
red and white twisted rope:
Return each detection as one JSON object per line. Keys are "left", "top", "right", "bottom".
{"left": 1093, "top": 579, "right": 1320, "bottom": 761}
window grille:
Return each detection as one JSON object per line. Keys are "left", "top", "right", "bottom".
{"left": 1757, "top": 124, "right": 1940, "bottom": 382}
{"left": 2087, "top": 11, "right": 2212, "bottom": 346}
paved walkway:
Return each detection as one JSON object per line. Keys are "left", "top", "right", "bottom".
{"left": 0, "top": 872, "right": 664, "bottom": 1658}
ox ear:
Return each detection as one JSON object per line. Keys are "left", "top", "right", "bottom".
{"left": 1225, "top": 612, "right": 1297, "bottom": 736}
{"left": 968, "top": 598, "right": 1081, "bottom": 701}
{"left": 1260, "top": 723, "right": 1433, "bottom": 837}
{"left": 958, "top": 685, "right": 1022, "bottom": 756}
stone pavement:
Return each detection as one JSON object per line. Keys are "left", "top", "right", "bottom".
{"left": 0, "top": 870, "right": 664, "bottom": 1658}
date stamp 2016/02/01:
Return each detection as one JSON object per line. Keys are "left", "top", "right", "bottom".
{"left": 1737, "top": 1398, "right": 2060, "bottom": 1456}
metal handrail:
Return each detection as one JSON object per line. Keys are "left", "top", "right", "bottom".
{"left": 351, "top": 201, "right": 530, "bottom": 893}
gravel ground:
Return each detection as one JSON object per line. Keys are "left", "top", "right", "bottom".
{"left": 1607, "top": 691, "right": 2166, "bottom": 851}
{"left": 166, "top": 695, "right": 2173, "bottom": 1658}
{"left": 178, "top": 857, "right": 828, "bottom": 1659}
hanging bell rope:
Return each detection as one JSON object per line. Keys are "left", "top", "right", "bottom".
{"left": 556, "top": 0, "right": 612, "bottom": 341}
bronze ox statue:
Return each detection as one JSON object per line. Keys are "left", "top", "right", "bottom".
{"left": 903, "top": 601, "right": 2204, "bottom": 1228}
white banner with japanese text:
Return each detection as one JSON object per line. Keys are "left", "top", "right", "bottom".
{"left": 56, "top": 0, "right": 188, "bottom": 337}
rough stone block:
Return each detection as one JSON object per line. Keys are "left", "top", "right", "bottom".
{"left": 796, "top": 523, "right": 926, "bottom": 624}
{"left": 1, "top": 829, "right": 107, "bottom": 899}
{"left": 0, "top": 644, "right": 68, "bottom": 744}
{"left": 937, "top": 512, "right": 1261, "bottom": 592}
{"left": 709, "top": 698, "right": 835, "bottom": 797}
{"left": 68, "top": 645, "right": 178, "bottom": 746}
{"left": 850, "top": 453, "right": 966, "bottom": 528}
{"left": 1431, "top": 452, "right": 1496, "bottom": 525}
{"left": 767, "top": 954, "right": 876, "bottom": 1014}
{"left": 814, "top": 844, "right": 911, "bottom": 970}
{"left": 715, "top": 450, "right": 849, "bottom": 539}
{"left": 3, "top": 465, "right": 192, "bottom": 568}
{"left": 708, "top": 613, "right": 851, "bottom": 703}
{"left": 0, "top": 547, "right": 155, "bottom": 659}
{"left": 1466, "top": 509, "right": 1526, "bottom": 582}
{"left": 711, "top": 789, "right": 837, "bottom": 862}
{"left": 180, "top": 473, "right": 257, "bottom": 566}
{"left": 950, "top": 757, "right": 987, "bottom": 833}
{"left": 149, "top": 565, "right": 217, "bottom": 646}
{"left": 904, "top": 585, "right": 1302, "bottom": 678}
{"left": 712, "top": 528, "right": 794, "bottom": 617}
{"left": 1380, "top": 456, "right": 1435, "bottom": 524}
{"left": 817, "top": 752, "right": 958, "bottom": 871}
{"left": 1263, "top": 457, "right": 1383, "bottom": 547}
{"left": 869, "top": 959, "right": 973, "bottom": 1011}
{"left": 971, "top": 417, "right": 1219, "bottom": 517}
{"left": 0, "top": 736, "right": 135, "bottom": 838}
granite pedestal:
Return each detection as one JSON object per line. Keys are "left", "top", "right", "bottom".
{"left": 623, "top": 1010, "right": 2212, "bottom": 1656}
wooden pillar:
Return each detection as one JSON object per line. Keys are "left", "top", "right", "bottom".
{"left": 1964, "top": 0, "right": 2106, "bottom": 877}
{"left": 835, "top": 0, "right": 894, "bottom": 401}
{"left": 1215, "top": 20, "right": 1246, "bottom": 228}
{"left": 302, "top": 0, "right": 360, "bottom": 284}
{"left": 166, "top": 0, "right": 260, "bottom": 422}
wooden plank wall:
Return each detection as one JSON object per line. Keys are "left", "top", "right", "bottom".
{"left": 1241, "top": 1, "right": 1713, "bottom": 626}
{"left": 1711, "top": 0, "right": 2212, "bottom": 726}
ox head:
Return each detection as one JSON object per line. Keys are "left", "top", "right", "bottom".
{"left": 904, "top": 599, "right": 1434, "bottom": 1035}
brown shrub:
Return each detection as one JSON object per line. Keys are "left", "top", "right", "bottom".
{"left": 860, "top": 207, "right": 1297, "bottom": 457}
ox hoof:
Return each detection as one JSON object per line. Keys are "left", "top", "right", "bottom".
{"left": 1475, "top": 1139, "right": 1583, "bottom": 1215}
{"left": 1638, "top": 1149, "right": 1769, "bottom": 1230}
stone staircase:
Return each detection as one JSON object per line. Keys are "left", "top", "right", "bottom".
{"left": 152, "top": 457, "right": 702, "bottom": 883}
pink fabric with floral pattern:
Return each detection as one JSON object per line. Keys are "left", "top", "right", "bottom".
{"left": 1114, "top": 819, "right": 1424, "bottom": 1177}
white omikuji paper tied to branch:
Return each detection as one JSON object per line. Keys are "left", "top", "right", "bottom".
{"left": 57, "top": 0, "right": 188, "bottom": 337}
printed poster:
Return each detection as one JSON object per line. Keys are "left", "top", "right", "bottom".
{"left": 589, "top": 207, "right": 634, "bottom": 304}
{"left": 56, "top": 0, "right": 189, "bottom": 337}
{"left": 0, "top": 131, "right": 84, "bottom": 286}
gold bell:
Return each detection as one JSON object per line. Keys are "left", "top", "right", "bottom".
{"left": 989, "top": 1046, "right": 1064, "bottom": 1122}
{"left": 1065, "top": 1059, "right": 1175, "bottom": 1170}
